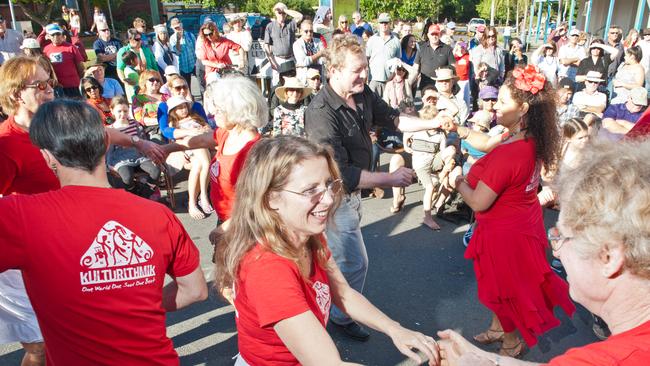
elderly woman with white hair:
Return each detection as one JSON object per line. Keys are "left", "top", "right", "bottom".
{"left": 171, "top": 74, "right": 267, "bottom": 226}
{"left": 437, "top": 140, "right": 650, "bottom": 365}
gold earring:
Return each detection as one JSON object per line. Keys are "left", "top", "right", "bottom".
{"left": 50, "top": 164, "right": 58, "bottom": 176}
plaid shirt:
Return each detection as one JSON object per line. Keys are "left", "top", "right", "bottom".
{"left": 170, "top": 31, "right": 197, "bottom": 74}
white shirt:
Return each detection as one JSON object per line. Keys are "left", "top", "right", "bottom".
{"left": 573, "top": 90, "right": 607, "bottom": 111}
{"left": 557, "top": 43, "right": 586, "bottom": 77}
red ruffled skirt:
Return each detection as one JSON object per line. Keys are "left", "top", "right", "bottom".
{"left": 465, "top": 208, "right": 576, "bottom": 347}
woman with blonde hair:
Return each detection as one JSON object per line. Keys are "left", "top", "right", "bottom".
{"left": 132, "top": 69, "right": 166, "bottom": 141}
{"left": 215, "top": 135, "right": 440, "bottom": 366}
{"left": 438, "top": 140, "right": 650, "bottom": 366}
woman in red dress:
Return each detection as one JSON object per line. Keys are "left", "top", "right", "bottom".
{"left": 443, "top": 64, "right": 576, "bottom": 357}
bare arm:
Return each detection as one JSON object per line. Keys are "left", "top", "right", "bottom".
{"left": 262, "top": 43, "right": 279, "bottom": 69}
{"left": 396, "top": 113, "right": 443, "bottom": 132}
{"left": 603, "top": 118, "right": 636, "bottom": 134}
{"left": 454, "top": 178, "right": 499, "bottom": 212}
{"left": 274, "top": 312, "right": 362, "bottom": 366}
{"left": 96, "top": 52, "right": 117, "bottom": 62}
{"left": 160, "top": 131, "right": 217, "bottom": 154}
{"left": 449, "top": 124, "right": 503, "bottom": 153}
{"left": 326, "top": 258, "right": 439, "bottom": 365}
{"left": 285, "top": 9, "right": 303, "bottom": 23}
{"left": 106, "top": 128, "right": 166, "bottom": 164}
{"left": 162, "top": 266, "right": 208, "bottom": 311}
{"left": 76, "top": 62, "right": 84, "bottom": 78}
{"left": 439, "top": 330, "right": 542, "bottom": 366}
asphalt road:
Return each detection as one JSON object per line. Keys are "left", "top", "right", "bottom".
{"left": 0, "top": 159, "right": 598, "bottom": 365}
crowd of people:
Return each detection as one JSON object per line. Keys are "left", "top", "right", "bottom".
{"left": 1, "top": 4, "right": 650, "bottom": 366}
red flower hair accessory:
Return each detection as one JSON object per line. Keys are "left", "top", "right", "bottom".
{"left": 512, "top": 64, "right": 546, "bottom": 95}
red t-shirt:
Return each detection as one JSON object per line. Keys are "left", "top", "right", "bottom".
{"left": 195, "top": 37, "right": 241, "bottom": 75}
{"left": 0, "top": 116, "right": 60, "bottom": 195}
{"left": 467, "top": 138, "right": 541, "bottom": 220}
{"left": 455, "top": 53, "right": 471, "bottom": 81}
{"left": 0, "top": 186, "right": 200, "bottom": 366}
{"left": 234, "top": 243, "right": 332, "bottom": 365}
{"left": 209, "top": 128, "right": 260, "bottom": 221}
{"left": 546, "top": 320, "right": 650, "bottom": 365}
{"left": 43, "top": 41, "right": 83, "bottom": 88}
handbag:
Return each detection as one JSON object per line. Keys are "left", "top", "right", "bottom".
{"left": 409, "top": 138, "right": 440, "bottom": 153}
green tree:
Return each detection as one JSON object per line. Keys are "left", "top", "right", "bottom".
{"left": 181, "top": 0, "right": 316, "bottom": 17}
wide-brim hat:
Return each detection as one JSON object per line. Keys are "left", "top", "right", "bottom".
{"left": 20, "top": 38, "right": 40, "bottom": 49}
{"left": 84, "top": 59, "right": 106, "bottom": 73}
{"left": 432, "top": 68, "right": 458, "bottom": 81}
{"left": 569, "top": 28, "right": 581, "bottom": 36}
{"left": 166, "top": 96, "right": 192, "bottom": 111}
{"left": 584, "top": 71, "right": 605, "bottom": 82}
{"left": 275, "top": 77, "right": 313, "bottom": 102}
{"left": 468, "top": 110, "right": 492, "bottom": 130}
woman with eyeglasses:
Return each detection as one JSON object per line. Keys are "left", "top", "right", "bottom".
{"left": 132, "top": 69, "right": 166, "bottom": 142}
{"left": 81, "top": 76, "right": 113, "bottom": 125}
{"left": 439, "top": 140, "right": 650, "bottom": 366}
{"left": 442, "top": 65, "right": 576, "bottom": 358}
{"left": 0, "top": 56, "right": 166, "bottom": 366}
{"left": 196, "top": 21, "right": 244, "bottom": 81}
{"left": 116, "top": 28, "right": 157, "bottom": 90}
{"left": 157, "top": 74, "right": 209, "bottom": 141}
{"left": 215, "top": 136, "right": 440, "bottom": 366}
{"left": 470, "top": 26, "right": 506, "bottom": 83}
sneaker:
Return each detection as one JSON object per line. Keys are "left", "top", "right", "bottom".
{"left": 550, "top": 259, "right": 564, "bottom": 274}
{"left": 332, "top": 321, "right": 370, "bottom": 342}
{"left": 463, "top": 224, "right": 474, "bottom": 248}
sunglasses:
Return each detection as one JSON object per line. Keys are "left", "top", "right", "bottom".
{"left": 173, "top": 85, "right": 188, "bottom": 91}
{"left": 24, "top": 78, "right": 56, "bottom": 91}
{"left": 487, "top": 34, "right": 497, "bottom": 38}
{"left": 84, "top": 85, "right": 99, "bottom": 92}
{"left": 340, "top": 21, "right": 348, "bottom": 24}
{"left": 483, "top": 98, "right": 497, "bottom": 102}
{"left": 203, "top": 32, "right": 213, "bottom": 36}
{"left": 132, "top": 37, "right": 142, "bottom": 42}
{"left": 148, "top": 77, "right": 161, "bottom": 83}
{"left": 379, "top": 22, "right": 389, "bottom": 25}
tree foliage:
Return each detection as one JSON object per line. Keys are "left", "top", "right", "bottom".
{"left": 359, "top": 0, "right": 478, "bottom": 22}
{"left": 181, "top": 0, "right": 317, "bottom": 17}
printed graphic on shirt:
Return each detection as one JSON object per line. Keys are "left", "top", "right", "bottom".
{"left": 79, "top": 220, "right": 156, "bottom": 292}
{"left": 209, "top": 160, "right": 220, "bottom": 181}
{"left": 49, "top": 52, "right": 63, "bottom": 63}
{"left": 525, "top": 160, "right": 542, "bottom": 192}
{"left": 312, "top": 281, "right": 331, "bottom": 323}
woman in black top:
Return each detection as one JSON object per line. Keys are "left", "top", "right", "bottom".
{"left": 575, "top": 38, "right": 620, "bottom": 92}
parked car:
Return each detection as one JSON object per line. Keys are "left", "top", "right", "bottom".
{"left": 468, "top": 18, "right": 486, "bottom": 33}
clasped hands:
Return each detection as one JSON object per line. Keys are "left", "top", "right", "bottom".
{"left": 393, "top": 329, "right": 495, "bottom": 366}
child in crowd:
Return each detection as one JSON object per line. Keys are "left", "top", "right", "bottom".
{"left": 106, "top": 96, "right": 161, "bottom": 200}
{"left": 405, "top": 105, "right": 459, "bottom": 231}
{"left": 121, "top": 50, "right": 140, "bottom": 102}
{"left": 166, "top": 96, "right": 213, "bottom": 220}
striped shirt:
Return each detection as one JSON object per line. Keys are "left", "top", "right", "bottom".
{"left": 170, "top": 31, "right": 197, "bottom": 74}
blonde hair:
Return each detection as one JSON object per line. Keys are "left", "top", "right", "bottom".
{"left": 215, "top": 136, "right": 343, "bottom": 291}
{"left": 204, "top": 75, "right": 268, "bottom": 129}
{"left": 325, "top": 34, "right": 365, "bottom": 72}
{"left": 138, "top": 69, "right": 162, "bottom": 95}
{"left": 418, "top": 104, "right": 438, "bottom": 120}
{"left": 557, "top": 141, "right": 650, "bottom": 279}
{"left": 0, "top": 56, "right": 40, "bottom": 115}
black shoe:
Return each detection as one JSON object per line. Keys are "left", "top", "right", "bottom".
{"left": 334, "top": 321, "right": 370, "bottom": 342}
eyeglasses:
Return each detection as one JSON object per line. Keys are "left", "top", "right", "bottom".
{"left": 99, "top": 29, "right": 110, "bottom": 32}
{"left": 84, "top": 85, "right": 99, "bottom": 92}
{"left": 303, "top": 29, "right": 313, "bottom": 33}
{"left": 282, "top": 179, "right": 343, "bottom": 204}
{"left": 173, "top": 85, "right": 188, "bottom": 92}
{"left": 148, "top": 77, "right": 161, "bottom": 83}
{"left": 547, "top": 227, "right": 573, "bottom": 251}
{"left": 23, "top": 78, "right": 56, "bottom": 91}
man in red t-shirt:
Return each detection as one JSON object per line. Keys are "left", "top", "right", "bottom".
{"left": 0, "top": 99, "right": 208, "bottom": 365}
{"left": 42, "top": 23, "right": 84, "bottom": 97}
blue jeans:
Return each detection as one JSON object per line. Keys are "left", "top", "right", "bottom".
{"left": 326, "top": 192, "right": 368, "bottom": 325}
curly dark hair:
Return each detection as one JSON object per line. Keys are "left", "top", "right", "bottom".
{"left": 503, "top": 70, "right": 561, "bottom": 171}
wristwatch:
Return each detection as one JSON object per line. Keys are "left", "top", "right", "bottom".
{"left": 130, "top": 135, "right": 140, "bottom": 145}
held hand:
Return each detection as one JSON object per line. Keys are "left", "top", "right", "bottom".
{"left": 388, "top": 167, "right": 416, "bottom": 187}
{"left": 389, "top": 326, "right": 440, "bottom": 366}
{"left": 437, "top": 330, "right": 483, "bottom": 366}
{"left": 135, "top": 140, "right": 167, "bottom": 164}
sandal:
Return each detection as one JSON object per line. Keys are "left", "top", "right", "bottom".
{"left": 499, "top": 339, "right": 525, "bottom": 358}
{"left": 473, "top": 328, "right": 504, "bottom": 344}
{"left": 390, "top": 195, "right": 406, "bottom": 214}
{"left": 188, "top": 206, "right": 206, "bottom": 220}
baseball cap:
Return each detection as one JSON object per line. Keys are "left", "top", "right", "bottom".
{"left": 476, "top": 24, "right": 486, "bottom": 33}
{"left": 378, "top": 13, "right": 391, "bottom": 23}
{"left": 45, "top": 24, "right": 63, "bottom": 35}
{"left": 558, "top": 78, "right": 575, "bottom": 93}
{"left": 20, "top": 38, "right": 40, "bottom": 50}
{"left": 446, "top": 21, "right": 456, "bottom": 29}
{"left": 429, "top": 24, "right": 441, "bottom": 34}
{"left": 479, "top": 86, "right": 498, "bottom": 100}
{"left": 630, "top": 87, "right": 648, "bottom": 106}
{"left": 164, "top": 65, "right": 179, "bottom": 76}
{"left": 569, "top": 28, "right": 580, "bottom": 36}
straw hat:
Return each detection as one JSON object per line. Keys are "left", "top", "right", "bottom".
{"left": 275, "top": 77, "right": 313, "bottom": 102}
{"left": 432, "top": 68, "right": 458, "bottom": 81}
